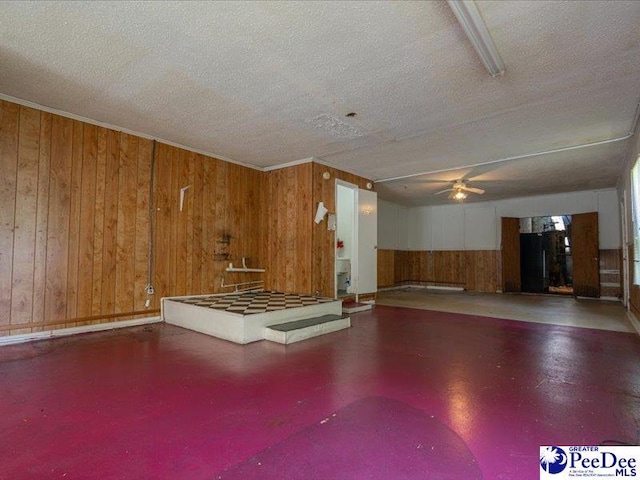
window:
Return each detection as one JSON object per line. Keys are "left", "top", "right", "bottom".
{"left": 631, "top": 157, "right": 640, "bottom": 283}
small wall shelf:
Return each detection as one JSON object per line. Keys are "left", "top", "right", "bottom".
{"left": 225, "top": 258, "right": 265, "bottom": 273}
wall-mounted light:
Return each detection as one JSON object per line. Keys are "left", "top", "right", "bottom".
{"left": 322, "top": 171, "right": 331, "bottom": 180}
{"left": 362, "top": 208, "right": 372, "bottom": 215}
{"left": 366, "top": 182, "right": 373, "bottom": 190}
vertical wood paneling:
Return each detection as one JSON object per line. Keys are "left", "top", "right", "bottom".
{"left": 213, "top": 156, "right": 228, "bottom": 288}
{"left": 115, "top": 134, "right": 138, "bottom": 315}
{"left": 191, "top": 152, "right": 204, "bottom": 295}
{"left": 264, "top": 163, "right": 313, "bottom": 294}
{"left": 65, "top": 120, "right": 83, "bottom": 326}
{"left": 174, "top": 148, "right": 188, "bottom": 296}
{"left": 11, "top": 107, "right": 40, "bottom": 329}
{"left": 201, "top": 157, "right": 216, "bottom": 293}
{"left": 0, "top": 101, "right": 19, "bottom": 333}
{"left": 46, "top": 115, "right": 73, "bottom": 324}
{"left": 0, "top": 99, "right": 265, "bottom": 334}
{"left": 394, "top": 250, "right": 409, "bottom": 284}
{"left": 377, "top": 249, "right": 395, "bottom": 287}
{"left": 154, "top": 144, "right": 171, "bottom": 303}
{"left": 91, "top": 127, "right": 107, "bottom": 316}
{"left": 134, "top": 139, "right": 151, "bottom": 310}
{"left": 77, "top": 123, "right": 97, "bottom": 322}
{"left": 32, "top": 112, "right": 52, "bottom": 331}
{"left": 465, "top": 251, "right": 498, "bottom": 293}
{"left": 378, "top": 248, "right": 499, "bottom": 293}
{"left": 184, "top": 152, "right": 195, "bottom": 294}
{"left": 101, "top": 129, "right": 119, "bottom": 315}
{"left": 151, "top": 144, "right": 265, "bottom": 304}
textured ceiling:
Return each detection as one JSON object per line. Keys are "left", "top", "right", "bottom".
{"left": 1, "top": 1, "right": 639, "bottom": 206}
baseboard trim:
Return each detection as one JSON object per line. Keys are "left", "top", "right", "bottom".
{"left": 0, "top": 317, "right": 163, "bottom": 346}
{"left": 625, "top": 310, "right": 640, "bottom": 337}
{"left": 378, "top": 285, "right": 464, "bottom": 292}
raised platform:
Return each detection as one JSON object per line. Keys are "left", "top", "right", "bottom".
{"left": 162, "top": 291, "right": 345, "bottom": 344}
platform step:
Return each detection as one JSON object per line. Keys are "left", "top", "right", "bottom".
{"left": 342, "top": 301, "right": 373, "bottom": 314}
{"left": 265, "top": 314, "right": 350, "bottom": 344}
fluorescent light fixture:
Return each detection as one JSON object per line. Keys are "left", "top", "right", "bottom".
{"left": 447, "top": 0, "right": 505, "bottom": 77}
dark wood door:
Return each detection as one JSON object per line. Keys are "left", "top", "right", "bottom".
{"left": 502, "top": 217, "right": 521, "bottom": 293}
{"left": 572, "top": 212, "right": 600, "bottom": 297}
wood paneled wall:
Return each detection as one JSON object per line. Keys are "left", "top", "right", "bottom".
{"left": 377, "top": 249, "right": 395, "bottom": 288}
{"left": 0, "top": 99, "right": 265, "bottom": 336}
{"left": 1, "top": 101, "right": 155, "bottom": 334}
{"left": 377, "top": 249, "right": 499, "bottom": 293}
{"left": 263, "top": 162, "right": 372, "bottom": 297}
{"left": 264, "top": 163, "right": 313, "bottom": 293}
{"left": 153, "top": 144, "right": 265, "bottom": 303}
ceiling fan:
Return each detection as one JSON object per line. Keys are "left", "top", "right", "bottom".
{"left": 435, "top": 180, "right": 485, "bottom": 201}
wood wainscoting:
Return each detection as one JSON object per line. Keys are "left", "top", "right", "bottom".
{"left": 378, "top": 249, "right": 499, "bottom": 293}
{"left": 379, "top": 248, "right": 622, "bottom": 299}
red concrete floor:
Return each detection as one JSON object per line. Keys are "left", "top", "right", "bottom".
{"left": 1, "top": 305, "right": 639, "bottom": 479}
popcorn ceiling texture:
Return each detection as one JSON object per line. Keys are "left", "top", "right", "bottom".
{"left": 0, "top": 1, "right": 639, "bottom": 205}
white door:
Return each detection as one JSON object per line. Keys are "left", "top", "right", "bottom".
{"left": 357, "top": 188, "right": 377, "bottom": 295}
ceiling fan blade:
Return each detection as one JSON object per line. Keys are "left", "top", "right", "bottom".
{"left": 462, "top": 186, "right": 485, "bottom": 194}
{"left": 435, "top": 188, "right": 454, "bottom": 195}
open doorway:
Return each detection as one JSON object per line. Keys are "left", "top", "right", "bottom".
{"left": 336, "top": 183, "right": 355, "bottom": 297}
{"left": 520, "top": 215, "right": 573, "bottom": 295}
{"left": 334, "top": 181, "right": 378, "bottom": 300}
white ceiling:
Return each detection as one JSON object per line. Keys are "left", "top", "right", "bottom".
{"left": 1, "top": 1, "right": 639, "bottom": 206}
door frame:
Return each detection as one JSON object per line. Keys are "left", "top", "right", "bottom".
{"left": 621, "top": 190, "right": 630, "bottom": 309}
{"left": 335, "top": 180, "right": 358, "bottom": 298}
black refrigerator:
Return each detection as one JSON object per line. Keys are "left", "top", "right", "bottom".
{"left": 520, "top": 233, "right": 547, "bottom": 293}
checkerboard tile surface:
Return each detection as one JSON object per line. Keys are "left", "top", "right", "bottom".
{"left": 172, "top": 291, "right": 333, "bottom": 315}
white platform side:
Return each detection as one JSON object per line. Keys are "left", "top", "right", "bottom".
{"left": 162, "top": 297, "right": 343, "bottom": 344}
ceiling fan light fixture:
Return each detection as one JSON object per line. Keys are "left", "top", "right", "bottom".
{"left": 447, "top": 0, "right": 505, "bottom": 77}
{"left": 453, "top": 190, "right": 468, "bottom": 201}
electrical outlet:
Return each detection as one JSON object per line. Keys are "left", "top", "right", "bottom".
{"left": 145, "top": 285, "right": 155, "bottom": 295}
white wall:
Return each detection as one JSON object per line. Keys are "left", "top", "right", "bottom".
{"left": 377, "top": 188, "right": 621, "bottom": 251}
{"left": 337, "top": 185, "right": 355, "bottom": 255}
{"left": 377, "top": 199, "right": 409, "bottom": 249}
{"left": 618, "top": 127, "right": 640, "bottom": 245}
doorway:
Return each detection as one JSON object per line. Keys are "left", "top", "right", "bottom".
{"left": 520, "top": 215, "right": 573, "bottom": 295}
{"left": 502, "top": 212, "right": 600, "bottom": 298}
{"left": 334, "top": 181, "right": 378, "bottom": 299}
{"left": 336, "top": 183, "right": 355, "bottom": 297}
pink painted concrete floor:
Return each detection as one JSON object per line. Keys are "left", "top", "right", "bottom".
{"left": 1, "top": 305, "right": 639, "bottom": 479}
